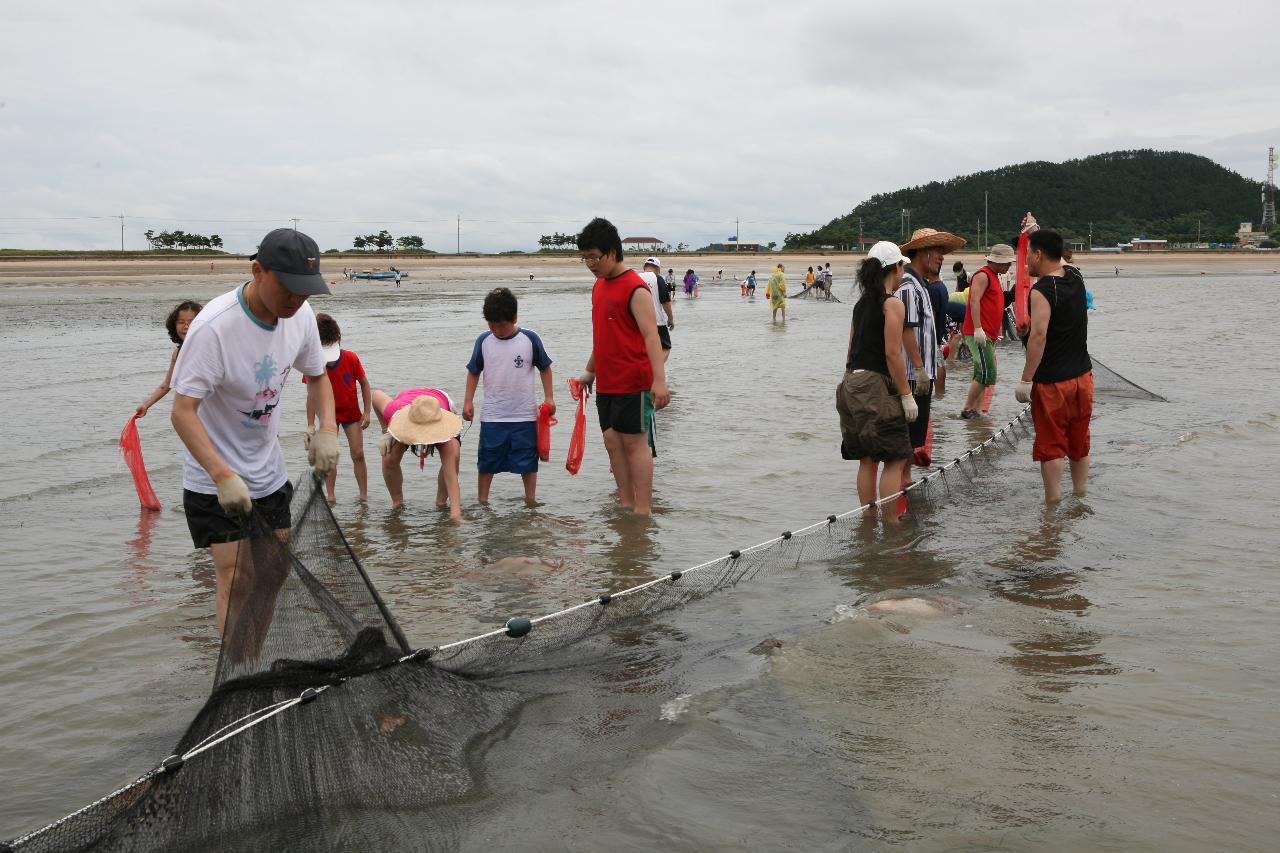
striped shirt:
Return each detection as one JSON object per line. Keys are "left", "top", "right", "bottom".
{"left": 896, "top": 268, "right": 937, "bottom": 381}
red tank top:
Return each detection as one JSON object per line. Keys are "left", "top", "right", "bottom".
{"left": 962, "top": 265, "right": 1005, "bottom": 337}
{"left": 592, "top": 269, "right": 654, "bottom": 394}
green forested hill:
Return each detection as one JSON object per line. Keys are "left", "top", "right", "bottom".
{"left": 786, "top": 150, "right": 1265, "bottom": 249}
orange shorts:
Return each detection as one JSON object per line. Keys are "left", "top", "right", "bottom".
{"left": 1031, "top": 372, "right": 1094, "bottom": 462}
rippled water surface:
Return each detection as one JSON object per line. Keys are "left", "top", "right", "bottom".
{"left": 2, "top": 261, "right": 1278, "bottom": 850}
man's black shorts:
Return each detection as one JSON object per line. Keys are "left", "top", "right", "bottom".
{"left": 657, "top": 325, "right": 672, "bottom": 350}
{"left": 183, "top": 481, "right": 294, "bottom": 548}
{"left": 596, "top": 391, "right": 654, "bottom": 436}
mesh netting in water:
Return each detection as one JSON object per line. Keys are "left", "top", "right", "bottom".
{"left": 6, "top": 359, "right": 1164, "bottom": 851}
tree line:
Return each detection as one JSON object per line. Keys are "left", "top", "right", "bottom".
{"left": 785, "top": 150, "right": 1270, "bottom": 249}
{"left": 537, "top": 232, "right": 580, "bottom": 250}
{"left": 351, "top": 231, "right": 428, "bottom": 251}
{"left": 144, "top": 229, "right": 223, "bottom": 250}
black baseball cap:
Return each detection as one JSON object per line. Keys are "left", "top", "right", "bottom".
{"left": 250, "top": 228, "right": 331, "bottom": 296}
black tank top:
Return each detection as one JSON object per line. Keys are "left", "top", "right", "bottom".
{"left": 1032, "top": 266, "right": 1092, "bottom": 383}
{"left": 846, "top": 295, "right": 889, "bottom": 375}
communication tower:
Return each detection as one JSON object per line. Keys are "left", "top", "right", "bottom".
{"left": 1262, "top": 146, "right": 1277, "bottom": 231}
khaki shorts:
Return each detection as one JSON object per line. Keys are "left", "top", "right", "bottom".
{"left": 836, "top": 370, "right": 912, "bottom": 462}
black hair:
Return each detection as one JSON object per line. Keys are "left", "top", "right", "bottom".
{"left": 1028, "top": 229, "right": 1064, "bottom": 261}
{"left": 483, "top": 287, "right": 518, "bottom": 323}
{"left": 165, "top": 300, "right": 203, "bottom": 345}
{"left": 808, "top": 266, "right": 814, "bottom": 273}
{"left": 856, "top": 257, "right": 898, "bottom": 308}
{"left": 577, "top": 217, "right": 623, "bottom": 261}
{"left": 952, "top": 260, "right": 965, "bottom": 273}
{"left": 904, "top": 247, "right": 920, "bottom": 260}
{"left": 315, "top": 312, "right": 341, "bottom": 346}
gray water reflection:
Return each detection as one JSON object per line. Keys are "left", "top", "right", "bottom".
{"left": 3, "top": 267, "right": 1280, "bottom": 850}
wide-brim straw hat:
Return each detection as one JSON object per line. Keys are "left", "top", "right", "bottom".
{"left": 899, "top": 228, "right": 967, "bottom": 253}
{"left": 984, "top": 244, "right": 1017, "bottom": 264}
{"left": 388, "top": 395, "right": 462, "bottom": 446}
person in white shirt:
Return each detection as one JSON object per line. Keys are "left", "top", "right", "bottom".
{"left": 638, "top": 257, "right": 674, "bottom": 362}
{"left": 170, "top": 228, "right": 340, "bottom": 651}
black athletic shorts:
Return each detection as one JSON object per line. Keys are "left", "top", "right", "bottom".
{"left": 908, "top": 390, "right": 932, "bottom": 450}
{"left": 657, "top": 325, "right": 672, "bottom": 350}
{"left": 183, "top": 481, "right": 294, "bottom": 548}
{"left": 596, "top": 391, "right": 654, "bottom": 436}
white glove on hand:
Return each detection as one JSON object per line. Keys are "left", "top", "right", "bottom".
{"left": 1015, "top": 380, "right": 1033, "bottom": 404}
{"left": 913, "top": 372, "right": 932, "bottom": 395}
{"left": 973, "top": 327, "right": 988, "bottom": 348}
{"left": 215, "top": 472, "right": 252, "bottom": 515}
{"left": 303, "top": 427, "right": 315, "bottom": 451}
{"left": 378, "top": 432, "right": 394, "bottom": 457}
{"left": 308, "top": 428, "right": 341, "bottom": 476}
{"left": 667, "top": 320, "right": 675, "bottom": 331}
{"left": 900, "top": 394, "right": 919, "bottom": 424}
{"left": 578, "top": 372, "right": 595, "bottom": 394}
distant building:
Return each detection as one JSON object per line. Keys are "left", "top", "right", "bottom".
{"left": 1119, "top": 237, "right": 1168, "bottom": 252}
{"left": 1237, "top": 222, "right": 1267, "bottom": 246}
{"left": 702, "top": 242, "right": 765, "bottom": 252}
{"left": 622, "top": 236, "right": 664, "bottom": 252}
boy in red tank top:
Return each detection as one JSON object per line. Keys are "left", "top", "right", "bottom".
{"left": 575, "top": 218, "right": 670, "bottom": 515}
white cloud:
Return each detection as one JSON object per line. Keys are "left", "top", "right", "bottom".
{"left": 1, "top": 0, "right": 1277, "bottom": 252}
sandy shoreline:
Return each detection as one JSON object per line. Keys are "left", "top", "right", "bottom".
{"left": 1, "top": 251, "right": 1277, "bottom": 283}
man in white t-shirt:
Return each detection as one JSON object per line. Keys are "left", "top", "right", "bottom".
{"left": 171, "top": 228, "right": 340, "bottom": 643}
{"left": 638, "top": 256, "right": 674, "bottom": 362}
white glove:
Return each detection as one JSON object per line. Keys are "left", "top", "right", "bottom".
{"left": 303, "top": 426, "right": 315, "bottom": 451}
{"left": 378, "top": 432, "right": 395, "bottom": 457}
{"left": 900, "top": 394, "right": 919, "bottom": 424}
{"left": 973, "top": 327, "right": 988, "bottom": 348}
{"left": 1015, "top": 380, "right": 1033, "bottom": 404}
{"left": 308, "top": 428, "right": 341, "bottom": 476}
{"left": 666, "top": 319, "right": 675, "bottom": 331}
{"left": 215, "top": 472, "right": 252, "bottom": 515}
{"left": 913, "top": 372, "right": 932, "bottom": 396}
{"left": 1021, "top": 211, "right": 1039, "bottom": 233}
{"left": 578, "top": 371, "right": 595, "bottom": 394}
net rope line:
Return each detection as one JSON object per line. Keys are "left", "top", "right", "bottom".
{"left": 6, "top": 406, "right": 1033, "bottom": 850}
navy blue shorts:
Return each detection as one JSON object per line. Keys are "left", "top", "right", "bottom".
{"left": 477, "top": 420, "right": 538, "bottom": 474}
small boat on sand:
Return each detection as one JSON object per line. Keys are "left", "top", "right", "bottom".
{"left": 351, "top": 268, "right": 408, "bottom": 280}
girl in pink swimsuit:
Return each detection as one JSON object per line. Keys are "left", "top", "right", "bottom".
{"left": 371, "top": 388, "right": 463, "bottom": 518}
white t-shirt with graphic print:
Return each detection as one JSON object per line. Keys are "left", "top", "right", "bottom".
{"left": 172, "top": 284, "right": 325, "bottom": 497}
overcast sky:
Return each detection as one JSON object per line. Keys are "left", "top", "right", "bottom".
{"left": 2, "top": 0, "right": 1276, "bottom": 253}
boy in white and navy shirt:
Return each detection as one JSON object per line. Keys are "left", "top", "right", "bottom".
{"left": 462, "top": 287, "right": 555, "bottom": 504}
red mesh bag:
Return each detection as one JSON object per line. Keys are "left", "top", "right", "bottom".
{"left": 565, "top": 377, "right": 589, "bottom": 475}
{"left": 1014, "top": 230, "right": 1031, "bottom": 329}
{"left": 536, "top": 403, "right": 558, "bottom": 462}
{"left": 120, "top": 414, "right": 162, "bottom": 510}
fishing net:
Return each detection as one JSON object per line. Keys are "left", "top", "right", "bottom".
{"left": 1090, "top": 355, "right": 1166, "bottom": 402}
{"left": 5, "top": 478, "right": 521, "bottom": 853}
{"left": 7, "top": 357, "right": 1164, "bottom": 851}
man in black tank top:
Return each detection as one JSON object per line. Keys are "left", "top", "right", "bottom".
{"left": 1016, "top": 227, "right": 1093, "bottom": 503}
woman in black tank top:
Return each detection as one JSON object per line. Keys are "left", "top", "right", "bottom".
{"left": 836, "top": 244, "right": 918, "bottom": 522}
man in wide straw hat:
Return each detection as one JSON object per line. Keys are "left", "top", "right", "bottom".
{"left": 897, "top": 228, "right": 965, "bottom": 466}
{"left": 958, "top": 242, "right": 1016, "bottom": 418}
{"left": 372, "top": 387, "right": 465, "bottom": 519}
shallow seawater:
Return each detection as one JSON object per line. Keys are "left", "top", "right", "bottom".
{"left": 1, "top": 262, "right": 1278, "bottom": 850}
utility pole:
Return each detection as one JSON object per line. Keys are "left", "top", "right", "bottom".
{"left": 456, "top": 215, "right": 461, "bottom": 255}
{"left": 977, "top": 217, "right": 981, "bottom": 250}
{"left": 1196, "top": 220, "right": 1200, "bottom": 246}
{"left": 291, "top": 218, "right": 299, "bottom": 231}
{"left": 735, "top": 217, "right": 739, "bottom": 251}
{"left": 983, "top": 191, "right": 989, "bottom": 250}
{"left": 858, "top": 216, "right": 863, "bottom": 253}
{"left": 1089, "top": 221, "right": 1093, "bottom": 251}
{"left": 118, "top": 214, "right": 125, "bottom": 252}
